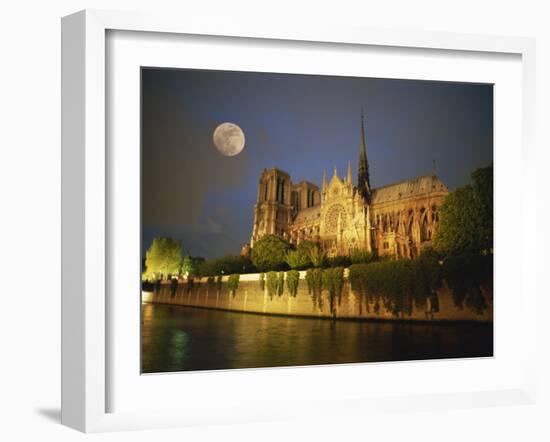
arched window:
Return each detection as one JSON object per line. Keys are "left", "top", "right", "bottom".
{"left": 406, "top": 215, "right": 414, "bottom": 236}
{"left": 420, "top": 214, "right": 429, "bottom": 241}
{"left": 431, "top": 205, "right": 439, "bottom": 223}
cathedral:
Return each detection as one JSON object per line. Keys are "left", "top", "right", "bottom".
{"left": 249, "top": 114, "right": 449, "bottom": 259}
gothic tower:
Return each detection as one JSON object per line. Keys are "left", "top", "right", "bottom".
{"left": 357, "top": 111, "right": 372, "bottom": 203}
{"left": 250, "top": 168, "right": 293, "bottom": 247}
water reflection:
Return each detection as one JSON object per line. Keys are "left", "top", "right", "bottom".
{"left": 141, "top": 303, "right": 493, "bottom": 373}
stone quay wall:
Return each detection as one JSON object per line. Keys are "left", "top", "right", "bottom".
{"left": 143, "top": 271, "right": 493, "bottom": 323}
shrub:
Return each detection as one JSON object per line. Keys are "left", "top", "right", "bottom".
{"left": 429, "top": 291, "right": 440, "bottom": 313}
{"left": 325, "top": 255, "right": 351, "bottom": 268}
{"left": 442, "top": 252, "right": 492, "bottom": 314}
{"left": 306, "top": 268, "right": 324, "bottom": 309}
{"left": 286, "top": 270, "right": 300, "bottom": 297}
{"left": 266, "top": 271, "right": 279, "bottom": 299}
{"left": 349, "top": 261, "right": 415, "bottom": 317}
{"left": 277, "top": 271, "right": 285, "bottom": 296}
{"left": 410, "top": 248, "right": 442, "bottom": 309}
{"left": 348, "top": 264, "right": 370, "bottom": 314}
{"left": 251, "top": 235, "right": 291, "bottom": 271}
{"left": 322, "top": 267, "right": 345, "bottom": 314}
{"left": 297, "top": 240, "right": 318, "bottom": 254}
{"left": 227, "top": 274, "right": 240, "bottom": 297}
{"left": 308, "top": 245, "right": 326, "bottom": 268}
{"left": 350, "top": 249, "right": 376, "bottom": 265}
{"left": 465, "top": 287, "right": 487, "bottom": 315}
{"left": 197, "top": 255, "right": 256, "bottom": 276}
{"left": 348, "top": 250, "right": 491, "bottom": 316}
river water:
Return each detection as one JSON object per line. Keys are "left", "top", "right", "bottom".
{"left": 141, "top": 303, "right": 493, "bottom": 373}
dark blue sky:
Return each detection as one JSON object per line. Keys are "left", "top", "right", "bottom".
{"left": 142, "top": 68, "right": 493, "bottom": 259}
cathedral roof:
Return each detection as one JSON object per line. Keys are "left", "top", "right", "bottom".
{"left": 293, "top": 205, "right": 321, "bottom": 224}
{"left": 293, "top": 180, "right": 319, "bottom": 190}
{"left": 371, "top": 174, "right": 448, "bottom": 204}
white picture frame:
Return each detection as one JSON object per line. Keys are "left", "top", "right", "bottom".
{"left": 61, "top": 9, "right": 537, "bottom": 433}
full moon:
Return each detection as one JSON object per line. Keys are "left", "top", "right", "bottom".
{"left": 213, "top": 122, "right": 245, "bottom": 156}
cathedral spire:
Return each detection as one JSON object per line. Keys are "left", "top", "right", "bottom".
{"left": 346, "top": 160, "right": 352, "bottom": 185}
{"left": 358, "top": 109, "right": 372, "bottom": 202}
{"left": 333, "top": 165, "right": 338, "bottom": 177}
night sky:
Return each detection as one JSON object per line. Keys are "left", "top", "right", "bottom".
{"left": 142, "top": 68, "right": 493, "bottom": 259}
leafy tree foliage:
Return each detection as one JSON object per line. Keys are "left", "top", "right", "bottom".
{"left": 434, "top": 166, "right": 493, "bottom": 255}
{"left": 285, "top": 248, "right": 311, "bottom": 270}
{"left": 348, "top": 250, "right": 491, "bottom": 316}
{"left": 227, "top": 274, "right": 240, "bottom": 297}
{"left": 349, "top": 261, "right": 416, "bottom": 317}
{"left": 181, "top": 255, "right": 204, "bottom": 277}
{"left": 143, "top": 237, "right": 182, "bottom": 280}
{"left": 308, "top": 245, "right": 327, "bottom": 268}
{"left": 251, "top": 235, "right": 291, "bottom": 271}
{"left": 296, "top": 240, "right": 318, "bottom": 254}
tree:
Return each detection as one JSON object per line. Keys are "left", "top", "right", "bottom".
{"left": 285, "top": 249, "right": 308, "bottom": 269}
{"left": 251, "top": 235, "right": 291, "bottom": 271}
{"left": 285, "top": 240, "right": 319, "bottom": 269}
{"left": 285, "top": 249, "right": 310, "bottom": 269}
{"left": 433, "top": 166, "right": 493, "bottom": 255}
{"left": 144, "top": 237, "right": 182, "bottom": 280}
{"left": 181, "top": 255, "right": 204, "bottom": 277}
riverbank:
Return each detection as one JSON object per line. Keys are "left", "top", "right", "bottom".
{"left": 142, "top": 272, "right": 493, "bottom": 323}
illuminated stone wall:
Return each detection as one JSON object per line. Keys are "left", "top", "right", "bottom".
{"left": 143, "top": 272, "right": 493, "bottom": 322}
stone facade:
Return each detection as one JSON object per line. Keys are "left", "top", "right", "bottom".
{"left": 249, "top": 114, "right": 449, "bottom": 258}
